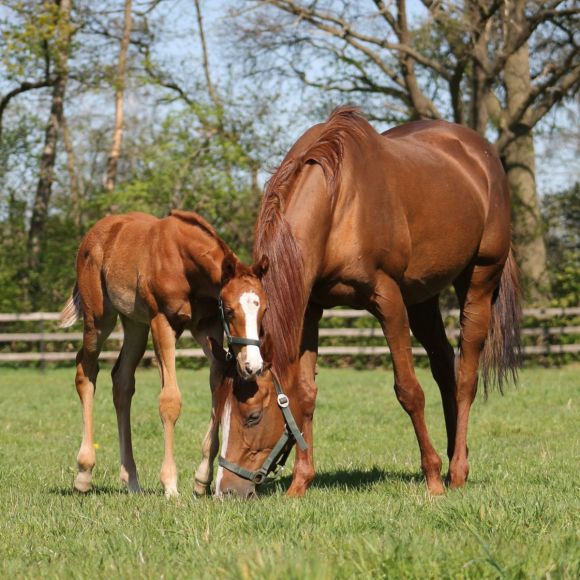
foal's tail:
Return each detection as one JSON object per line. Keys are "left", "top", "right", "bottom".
{"left": 480, "top": 249, "right": 523, "bottom": 395}
{"left": 59, "top": 283, "right": 82, "bottom": 328}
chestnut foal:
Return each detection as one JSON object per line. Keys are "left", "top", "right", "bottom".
{"left": 60, "top": 210, "right": 268, "bottom": 497}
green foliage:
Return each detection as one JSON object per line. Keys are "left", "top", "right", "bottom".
{"left": 543, "top": 183, "right": 580, "bottom": 307}
{"left": 0, "top": 367, "right": 578, "bottom": 577}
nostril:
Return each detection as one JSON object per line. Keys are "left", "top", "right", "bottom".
{"left": 244, "top": 363, "right": 253, "bottom": 373}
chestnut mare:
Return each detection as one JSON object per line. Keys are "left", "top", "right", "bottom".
{"left": 216, "top": 107, "right": 522, "bottom": 498}
{"left": 59, "top": 210, "right": 269, "bottom": 497}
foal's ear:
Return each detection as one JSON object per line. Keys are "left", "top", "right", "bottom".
{"left": 207, "top": 337, "right": 228, "bottom": 364}
{"left": 221, "top": 252, "right": 237, "bottom": 286}
{"left": 252, "top": 254, "right": 269, "bottom": 279}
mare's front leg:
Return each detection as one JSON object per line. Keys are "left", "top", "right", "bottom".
{"left": 192, "top": 318, "right": 223, "bottom": 496}
{"left": 373, "top": 275, "right": 444, "bottom": 496}
{"left": 287, "top": 303, "right": 322, "bottom": 498}
{"left": 150, "top": 314, "right": 182, "bottom": 497}
{"left": 74, "top": 311, "right": 117, "bottom": 492}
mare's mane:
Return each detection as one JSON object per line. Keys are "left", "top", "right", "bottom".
{"left": 253, "top": 106, "right": 371, "bottom": 375}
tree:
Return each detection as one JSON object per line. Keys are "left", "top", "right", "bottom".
{"left": 230, "top": 0, "right": 580, "bottom": 301}
{"left": 104, "top": 0, "right": 133, "bottom": 194}
{"left": 27, "top": 0, "right": 73, "bottom": 306}
{"left": 543, "top": 183, "right": 580, "bottom": 307}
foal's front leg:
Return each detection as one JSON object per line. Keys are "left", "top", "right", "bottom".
{"left": 150, "top": 314, "right": 182, "bottom": 497}
{"left": 193, "top": 320, "right": 223, "bottom": 495}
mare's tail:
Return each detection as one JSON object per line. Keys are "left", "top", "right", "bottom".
{"left": 480, "top": 249, "right": 523, "bottom": 395}
{"left": 59, "top": 283, "right": 82, "bottom": 328}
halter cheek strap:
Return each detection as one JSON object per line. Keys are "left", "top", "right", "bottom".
{"left": 218, "top": 296, "right": 261, "bottom": 360}
{"left": 218, "top": 375, "right": 307, "bottom": 485}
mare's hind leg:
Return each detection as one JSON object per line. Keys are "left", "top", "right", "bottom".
{"left": 449, "top": 264, "right": 501, "bottom": 488}
{"left": 373, "top": 275, "right": 444, "bottom": 495}
{"left": 74, "top": 310, "right": 117, "bottom": 492}
{"left": 407, "top": 296, "right": 457, "bottom": 461}
{"left": 192, "top": 318, "right": 223, "bottom": 496}
{"left": 150, "top": 314, "right": 181, "bottom": 497}
{"left": 112, "top": 316, "right": 149, "bottom": 493}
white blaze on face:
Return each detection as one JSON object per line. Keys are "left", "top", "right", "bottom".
{"left": 215, "top": 399, "right": 231, "bottom": 496}
{"left": 239, "top": 291, "right": 263, "bottom": 373}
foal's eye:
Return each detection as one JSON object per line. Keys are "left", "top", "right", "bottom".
{"left": 245, "top": 410, "right": 262, "bottom": 427}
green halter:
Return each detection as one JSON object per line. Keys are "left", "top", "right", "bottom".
{"left": 218, "top": 375, "right": 308, "bottom": 485}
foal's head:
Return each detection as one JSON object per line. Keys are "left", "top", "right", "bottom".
{"left": 219, "top": 253, "right": 269, "bottom": 380}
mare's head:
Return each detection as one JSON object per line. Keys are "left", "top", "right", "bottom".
{"left": 209, "top": 337, "right": 303, "bottom": 498}
{"left": 212, "top": 335, "right": 306, "bottom": 498}
{"left": 219, "top": 253, "right": 269, "bottom": 380}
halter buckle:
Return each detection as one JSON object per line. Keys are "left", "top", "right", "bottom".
{"left": 277, "top": 394, "right": 289, "bottom": 408}
{"left": 252, "top": 472, "right": 266, "bottom": 485}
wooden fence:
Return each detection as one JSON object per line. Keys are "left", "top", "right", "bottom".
{"left": 0, "top": 307, "right": 579, "bottom": 363}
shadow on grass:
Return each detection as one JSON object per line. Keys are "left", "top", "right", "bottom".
{"left": 48, "top": 485, "right": 160, "bottom": 497}
{"left": 258, "top": 466, "right": 424, "bottom": 496}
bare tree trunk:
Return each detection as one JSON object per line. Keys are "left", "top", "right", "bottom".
{"left": 502, "top": 1, "right": 550, "bottom": 303}
{"left": 61, "top": 114, "right": 81, "bottom": 229}
{"left": 104, "top": 0, "right": 132, "bottom": 194}
{"left": 194, "top": 0, "right": 221, "bottom": 111}
{"left": 27, "top": 0, "right": 72, "bottom": 306}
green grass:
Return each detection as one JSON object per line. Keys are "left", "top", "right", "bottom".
{"left": 0, "top": 366, "right": 578, "bottom": 579}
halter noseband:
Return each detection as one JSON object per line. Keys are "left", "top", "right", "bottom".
{"left": 218, "top": 374, "right": 308, "bottom": 485}
{"left": 218, "top": 296, "right": 261, "bottom": 361}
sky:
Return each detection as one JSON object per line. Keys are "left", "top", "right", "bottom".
{"left": 155, "top": 0, "right": 579, "bottom": 195}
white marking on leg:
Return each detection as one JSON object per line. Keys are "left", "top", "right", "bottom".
{"left": 215, "top": 399, "right": 231, "bottom": 496}
{"left": 239, "top": 291, "right": 263, "bottom": 373}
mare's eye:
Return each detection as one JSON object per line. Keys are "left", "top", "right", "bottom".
{"left": 245, "top": 410, "right": 262, "bottom": 427}
{"left": 224, "top": 308, "right": 234, "bottom": 321}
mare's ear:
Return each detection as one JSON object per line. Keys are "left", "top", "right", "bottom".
{"left": 221, "top": 252, "right": 237, "bottom": 287}
{"left": 207, "top": 337, "right": 228, "bottom": 365}
{"left": 252, "top": 254, "right": 269, "bottom": 279}
{"left": 260, "top": 332, "right": 273, "bottom": 370}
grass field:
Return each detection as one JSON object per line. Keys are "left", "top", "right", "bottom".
{"left": 0, "top": 365, "right": 578, "bottom": 579}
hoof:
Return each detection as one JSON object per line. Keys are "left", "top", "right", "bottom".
{"left": 446, "top": 470, "right": 468, "bottom": 489}
{"left": 164, "top": 486, "right": 179, "bottom": 499}
{"left": 74, "top": 471, "right": 92, "bottom": 493}
{"left": 194, "top": 481, "right": 211, "bottom": 496}
{"left": 427, "top": 480, "right": 445, "bottom": 496}
{"left": 286, "top": 485, "right": 307, "bottom": 498}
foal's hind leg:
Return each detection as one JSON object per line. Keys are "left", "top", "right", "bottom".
{"left": 112, "top": 317, "right": 149, "bottom": 493}
{"left": 150, "top": 314, "right": 181, "bottom": 497}
{"left": 448, "top": 265, "right": 500, "bottom": 488}
{"left": 407, "top": 296, "right": 457, "bottom": 461}
{"left": 74, "top": 311, "right": 117, "bottom": 492}
{"left": 373, "top": 275, "right": 444, "bottom": 495}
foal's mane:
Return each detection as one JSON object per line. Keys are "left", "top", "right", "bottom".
{"left": 253, "top": 106, "right": 371, "bottom": 374}
{"left": 170, "top": 209, "right": 230, "bottom": 254}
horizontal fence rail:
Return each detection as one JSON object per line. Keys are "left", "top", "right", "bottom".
{"left": 0, "top": 308, "right": 579, "bottom": 363}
